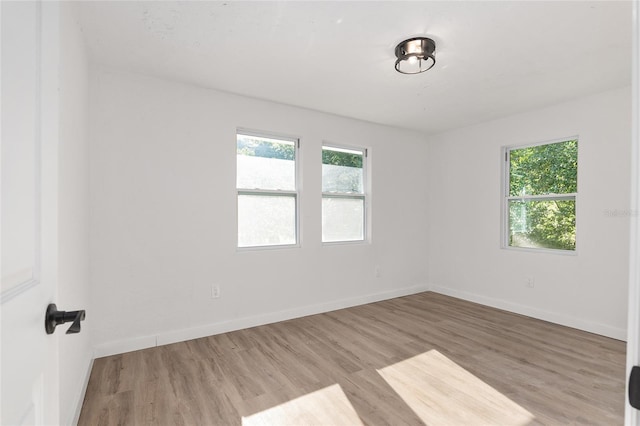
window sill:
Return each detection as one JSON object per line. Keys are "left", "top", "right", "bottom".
{"left": 501, "top": 245, "right": 578, "bottom": 256}
{"left": 237, "top": 243, "right": 300, "bottom": 252}
{"left": 322, "top": 239, "right": 369, "bottom": 247}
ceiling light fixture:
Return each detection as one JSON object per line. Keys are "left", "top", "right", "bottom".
{"left": 394, "top": 37, "right": 436, "bottom": 74}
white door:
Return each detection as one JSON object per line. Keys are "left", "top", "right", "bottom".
{"left": 1, "top": 1, "right": 60, "bottom": 424}
{"left": 628, "top": 2, "right": 640, "bottom": 425}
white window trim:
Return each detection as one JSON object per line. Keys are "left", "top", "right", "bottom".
{"left": 501, "top": 136, "right": 579, "bottom": 255}
{"left": 236, "top": 129, "right": 301, "bottom": 250}
{"left": 321, "top": 143, "right": 369, "bottom": 245}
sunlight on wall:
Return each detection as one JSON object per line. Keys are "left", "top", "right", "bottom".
{"left": 241, "top": 384, "right": 363, "bottom": 426}
{"left": 377, "top": 350, "right": 535, "bottom": 425}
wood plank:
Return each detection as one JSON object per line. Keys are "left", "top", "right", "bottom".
{"left": 78, "top": 292, "right": 625, "bottom": 425}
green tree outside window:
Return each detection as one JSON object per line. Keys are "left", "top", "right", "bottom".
{"left": 507, "top": 139, "right": 578, "bottom": 251}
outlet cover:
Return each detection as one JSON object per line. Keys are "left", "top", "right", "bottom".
{"left": 212, "top": 285, "right": 221, "bottom": 298}
{"left": 525, "top": 277, "right": 535, "bottom": 288}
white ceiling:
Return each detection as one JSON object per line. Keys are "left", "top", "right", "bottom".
{"left": 76, "top": 1, "right": 632, "bottom": 135}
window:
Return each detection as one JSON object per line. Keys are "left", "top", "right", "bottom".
{"left": 237, "top": 131, "right": 298, "bottom": 248}
{"left": 504, "top": 138, "right": 578, "bottom": 251}
{"left": 322, "top": 145, "right": 366, "bottom": 243}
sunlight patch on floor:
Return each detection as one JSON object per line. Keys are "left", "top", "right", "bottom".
{"left": 377, "top": 350, "right": 534, "bottom": 425}
{"left": 241, "top": 384, "right": 363, "bottom": 426}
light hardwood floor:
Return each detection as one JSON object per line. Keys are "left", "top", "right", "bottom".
{"left": 79, "top": 292, "right": 626, "bottom": 425}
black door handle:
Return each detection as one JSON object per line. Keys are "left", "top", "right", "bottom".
{"left": 630, "top": 366, "right": 640, "bottom": 409}
{"left": 45, "top": 303, "right": 86, "bottom": 335}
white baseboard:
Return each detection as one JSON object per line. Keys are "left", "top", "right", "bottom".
{"left": 93, "top": 283, "right": 431, "bottom": 358}
{"left": 71, "top": 355, "right": 94, "bottom": 426}
{"left": 430, "top": 285, "right": 627, "bottom": 341}
{"left": 94, "top": 335, "right": 158, "bottom": 358}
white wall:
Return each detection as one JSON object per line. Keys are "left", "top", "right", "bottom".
{"left": 89, "top": 68, "right": 429, "bottom": 355}
{"left": 427, "top": 87, "right": 631, "bottom": 339}
{"left": 58, "top": 3, "right": 92, "bottom": 424}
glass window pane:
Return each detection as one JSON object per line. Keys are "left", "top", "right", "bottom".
{"left": 237, "top": 134, "right": 295, "bottom": 191}
{"left": 509, "top": 140, "right": 577, "bottom": 196}
{"left": 322, "top": 147, "right": 363, "bottom": 193}
{"left": 322, "top": 197, "right": 364, "bottom": 243}
{"left": 238, "top": 195, "right": 296, "bottom": 247}
{"left": 508, "top": 199, "right": 576, "bottom": 250}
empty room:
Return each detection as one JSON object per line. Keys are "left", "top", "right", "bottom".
{"left": 3, "top": 0, "right": 640, "bottom": 425}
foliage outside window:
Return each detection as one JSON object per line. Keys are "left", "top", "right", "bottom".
{"left": 237, "top": 132, "right": 298, "bottom": 248}
{"left": 322, "top": 145, "right": 366, "bottom": 243}
{"left": 505, "top": 139, "right": 578, "bottom": 251}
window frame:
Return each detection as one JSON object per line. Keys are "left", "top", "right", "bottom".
{"left": 236, "top": 129, "right": 301, "bottom": 250}
{"left": 321, "top": 143, "right": 368, "bottom": 245}
{"left": 501, "top": 136, "right": 579, "bottom": 255}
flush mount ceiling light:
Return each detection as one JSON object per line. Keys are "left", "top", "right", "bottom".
{"left": 394, "top": 37, "right": 436, "bottom": 74}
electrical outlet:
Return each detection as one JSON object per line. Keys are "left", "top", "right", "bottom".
{"left": 525, "top": 276, "right": 535, "bottom": 288}
{"left": 212, "top": 285, "right": 221, "bottom": 299}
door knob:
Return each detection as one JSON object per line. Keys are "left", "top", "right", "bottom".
{"left": 45, "top": 303, "right": 86, "bottom": 335}
{"left": 630, "top": 366, "right": 640, "bottom": 409}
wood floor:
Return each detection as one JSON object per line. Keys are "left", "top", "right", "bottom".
{"left": 79, "top": 292, "right": 626, "bottom": 425}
